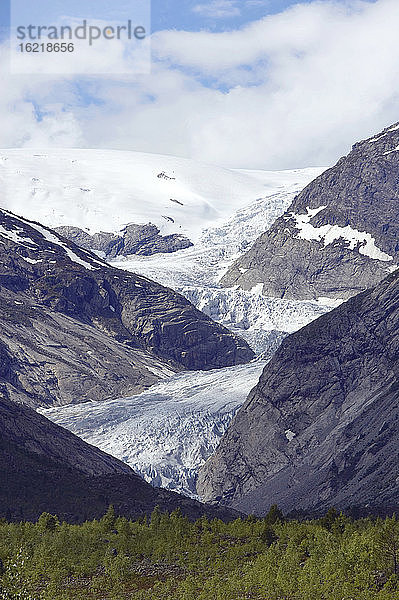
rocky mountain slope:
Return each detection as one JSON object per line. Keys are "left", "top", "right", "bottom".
{"left": 197, "top": 267, "right": 399, "bottom": 515}
{"left": 0, "top": 390, "right": 238, "bottom": 523}
{"left": 221, "top": 123, "right": 399, "bottom": 300}
{"left": 0, "top": 208, "right": 253, "bottom": 407}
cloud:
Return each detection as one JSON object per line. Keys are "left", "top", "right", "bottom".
{"left": 192, "top": 1, "right": 241, "bottom": 18}
{"left": 149, "top": 0, "right": 399, "bottom": 167}
{"left": 2, "top": 0, "right": 399, "bottom": 171}
{"left": 0, "top": 46, "right": 83, "bottom": 148}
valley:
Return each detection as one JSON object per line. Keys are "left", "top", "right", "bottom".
{"left": 16, "top": 153, "right": 330, "bottom": 495}
{"left": 1, "top": 2, "right": 399, "bottom": 598}
{"left": 1, "top": 125, "right": 399, "bottom": 515}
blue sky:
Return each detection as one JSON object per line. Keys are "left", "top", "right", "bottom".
{"left": 1, "top": 0, "right": 318, "bottom": 40}
{"left": 151, "top": 0, "right": 310, "bottom": 31}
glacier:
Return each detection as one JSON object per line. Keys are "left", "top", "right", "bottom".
{"left": 110, "top": 169, "right": 333, "bottom": 356}
{"left": 40, "top": 361, "right": 266, "bottom": 498}
{"left": 8, "top": 149, "right": 333, "bottom": 497}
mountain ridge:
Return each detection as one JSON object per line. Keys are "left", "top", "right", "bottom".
{"left": 221, "top": 122, "right": 399, "bottom": 300}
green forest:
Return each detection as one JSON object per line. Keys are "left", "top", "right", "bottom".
{"left": 0, "top": 506, "right": 398, "bottom": 600}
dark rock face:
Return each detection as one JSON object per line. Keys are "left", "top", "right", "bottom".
{"left": 0, "top": 390, "right": 133, "bottom": 476}
{"left": 55, "top": 223, "right": 193, "bottom": 258}
{"left": 197, "top": 268, "right": 399, "bottom": 515}
{"left": 221, "top": 123, "right": 399, "bottom": 300}
{"left": 122, "top": 223, "right": 193, "bottom": 256}
{"left": 0, "top": 285, "right": 162, "bottom": 407}
{"left": 0, "top": 209, "right": 254, "bottom": 407}
{"left": 0, "top": 390, "right": 239, "bottom": 523}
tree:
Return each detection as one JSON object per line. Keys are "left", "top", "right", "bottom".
{"left": 150, "top": 506, "right": 162, "bottom": 531}
{"left": 100, "top": 505, "right": 116, "bottom": 533}
{"left": 260, "top": 525, "right": 278, "bottom": 547}
{"left": 37, "top": 513, "right": 59, "bottom": 533}
{"left": 375, "top": 517, "right": 399, "bottom": 576}
{"left": 319, "top": 508, "right": 339, "bottom": 531}
{"left": 265, "top": 504, "right": 284, "bottom": 525}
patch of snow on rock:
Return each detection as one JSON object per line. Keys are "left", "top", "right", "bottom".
{"left": 292, "top": 207, "right": 393, "bottom": 262}
{"left": 285, "top": 430, "right": 296, "bottom": 442}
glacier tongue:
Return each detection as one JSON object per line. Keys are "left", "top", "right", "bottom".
{"left": 38, "top": 163, "right": 333, "bottom": 498}
{"left": 40, "top": 361, "right": 265, "bottom": 498}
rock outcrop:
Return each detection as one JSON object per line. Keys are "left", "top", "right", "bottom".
{"left": 55, "top": 223, "right": 193, "bottom": 258}
{"left": 221, "top": 123, "right": 399, "bottom": 300}
{"left": 198, "top": 267, "right": 399, "bottom": 515}
{"left": 0, "top": 208, "right": 254, "bottom": 407}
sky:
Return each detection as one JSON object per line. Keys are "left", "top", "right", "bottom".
{"left": 153, "top": 0, "right": 307, "bottom": 31}
{"left": 2, "top": 0, "right": 399, "bottom": 170}
{"left": 1, "top": 1, "right": 316, "bottom": 36}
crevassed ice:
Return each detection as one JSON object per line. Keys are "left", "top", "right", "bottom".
{"left": 40, "top": 361, "right": 266, "bottom": 498}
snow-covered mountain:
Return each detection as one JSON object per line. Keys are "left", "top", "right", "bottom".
{"left": 0, "top": 148, "right": 327, "bottom": 355}
{"left": 0, "top": 149, "right": 317, "bottom": 242}
{"left": 40, "top": 361, "right": 266, "bottom": 497}
{"left": 20, "top": 151, "right": 334, "bottom": 497}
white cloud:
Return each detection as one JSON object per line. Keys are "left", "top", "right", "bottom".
{"left": 193, "top": 1, "right": 241, "bottom": 18}
{"left": 2, "top": 0, "right": 399, "bottom": 170}
{"left": 0, "top": 47, "right": 83, "bottom": 148}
